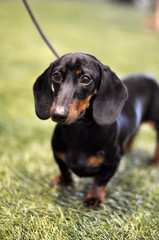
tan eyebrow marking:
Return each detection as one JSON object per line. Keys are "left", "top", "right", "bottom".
{"left": 76, "top": 70, "right": 82, "bottom": 75}
{"left": 61, "top": 68, "right": 65, "bottom": 72}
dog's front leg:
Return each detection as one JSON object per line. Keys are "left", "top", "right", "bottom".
{"left": 49, "top": 152, "right": 73, "bottom": 186}
{"left": 84, "top": 164, "right": 119, "bottom": 208}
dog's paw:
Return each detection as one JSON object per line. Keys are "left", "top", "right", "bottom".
{"left": 84, "top": 196, "right": 103, "bottom": 209}
{"left": 48, "top": 174, "right": 73, "bottom": 186}
{"left": 48, "top": 174, "right": 62, "bottom": 186}
{"left": 83, "top": 185, "right": 106, "bottom": 209}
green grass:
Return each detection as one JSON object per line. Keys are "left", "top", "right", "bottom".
{"left": 0, "top": 1, "right": 159, "bottom": 239}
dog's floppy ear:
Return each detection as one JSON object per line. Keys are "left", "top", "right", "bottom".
{"left": 93, "top": 65, "right": 128, "bottom": 126}
{"left": 33, "top": 63, "right": 53, "bottom": 120}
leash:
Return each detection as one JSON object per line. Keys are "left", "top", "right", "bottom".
{"left": 22, "top": 0, "right": 60, "bottom": 59}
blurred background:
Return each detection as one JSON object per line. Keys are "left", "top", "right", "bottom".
{"left": 1, "top": 0, "right": 159, "bottom": 121}
{"left": 0, "top": 0, "right": 159, "bottom": 183}
{"left": 0, "top": 1, "right": 159, "bottom": 238}
{"left": 0, "top": 0, "right": 159, "bottom": 199}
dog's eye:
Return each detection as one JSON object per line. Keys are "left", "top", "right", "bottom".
{"left": 52, "top": 72, "right": 61, "bottom": 83}
{"left": 80, "top": 75, "right": 92, "bottom": 85}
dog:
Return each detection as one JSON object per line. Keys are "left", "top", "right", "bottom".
{"left": 33, "top": 52, "right": 159, "bottom": 208}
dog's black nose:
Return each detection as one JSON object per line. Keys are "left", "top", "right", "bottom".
{"left": 52, "top": 106, "right": 68, "bottom": 122}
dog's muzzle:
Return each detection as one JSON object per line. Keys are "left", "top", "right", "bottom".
{"left": 51, "top": 106, "right": 68, "bottom": 123}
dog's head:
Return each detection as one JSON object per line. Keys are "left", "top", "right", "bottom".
{"left": 33, "top": 52, "right": 128, "bottom": 125}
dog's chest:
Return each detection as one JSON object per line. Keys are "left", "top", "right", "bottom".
{"left": 64, "top": 122, "right": 107, "bottom": 151}
{"left": 60, "top": 123, "right": 114, "bottom": 176}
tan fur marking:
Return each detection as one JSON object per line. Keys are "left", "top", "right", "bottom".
{"left": 55, "top": 152, "right": 66, "bottom": 162}
{"left": 66, "top": 96, "right": 90, "bottom": 124}
{"left": 50, "top": 97, "right": 56, "bottom": 116}
{"left": 85, "top": 185, "right": 106, "bottom": 208}
{"left": 88, "top": 156, "right": 104, "bottom": 167}
{"left": 66, "top": 89, "right": 97, "bottom": 124}
{"left": 86, "top": 185, "right": 106, "bottom": 201}
{"left": 76, "top": 70, "right": 82, "bottom": 75}
{"left": 49, "top": 174, "right": 62, "bottom": 186}
{"left": 78, "top": 95, "right": 92, "bottom": 113}
{"left": 94, "top": 89, "right": 97, "bottom": 94}
{"left": 61, "top": 68, "right": 65, "bottom": 72}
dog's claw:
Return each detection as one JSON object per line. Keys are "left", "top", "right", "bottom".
{"left": 84, "top": 185, "right": 106, "bottom": 209}
{"left": 84, "top": 197, "right": 103, "bottom": 209}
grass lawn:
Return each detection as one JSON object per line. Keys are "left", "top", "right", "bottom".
{"left": 0, "top": 1, "right": 159, "bottom": 239}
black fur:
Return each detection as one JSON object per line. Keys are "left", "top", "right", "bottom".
{"left": 33, "top": 52, "right": 159, "bottom": 208}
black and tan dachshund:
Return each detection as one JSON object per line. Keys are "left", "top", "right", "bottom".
{"left": 33, "top": 52, "right": 159, "bottom": 208}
